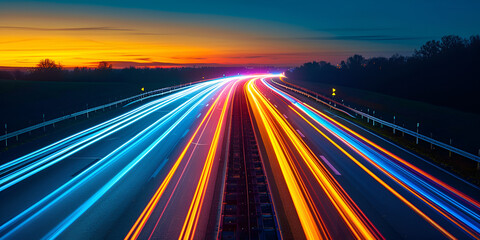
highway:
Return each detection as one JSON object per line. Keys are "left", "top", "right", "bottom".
{"left": 1, "top": 74, "right": 479, "bottom": 239}
{"left": 248, "top": 77, "right": 480, "bottom": 239}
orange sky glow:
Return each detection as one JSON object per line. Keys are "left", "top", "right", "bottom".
{"left": 0, "top": 3, "right": 405, "bottom": 68}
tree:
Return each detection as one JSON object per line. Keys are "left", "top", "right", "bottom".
{"left": 97, "top": 61, "right": 113, "bottom": 70}
{"left": 414, "top": 40, "right": 440, "bottom": 58}
{"left": 36, "top": 59, "right": 62, "bottom": 72}
{"left": 346, "top": 54, "right": 365, "bottom": 69}
{"left": 440, "top": 35, "right": 465, "bottom": 53}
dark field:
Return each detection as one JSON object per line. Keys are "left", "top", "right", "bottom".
{"left": 0, "top": 79, "right": 142, "bottom": 132}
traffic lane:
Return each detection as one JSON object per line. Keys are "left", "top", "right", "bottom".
{"left": 272, "top": 78, "right": 480, "bottom": 201}
{"left": 271, "top": 120, "right": 363, "bottom": 239}
{"left": 246, "top": 85, "right": 307, "bottom": 239}
{"left": 282, "top": 110, "right": 447, "bottom": 239}
{"left": 58, "top": 122, "right": 198, "bottom": 239}
{"left": 247, "top": 100, "right": 305, "bottom": 240}
{"left": 58, "top": 83, "right": 229, "bottom": 239}
{"left": 258, "top": 81, "right": 475, "bottom": 238}
{"left": 95, "top": 87, "right": 228, "bottom": 240}
{"left": 0, "top": 84, "right": 222, "bottom": 239}
{"left": 253, "top": 81, "right": 388, "bottom": 238}
{"left": 246, "top": 78, "right": 385, "bottom": 239}
{"left": 282, "top": 97, "right": 480, "bottom": 238}
{"left": 136, "top": 81, "right": 234, "bottom": 239}
{"left": 0, "top": 93, "right": 200, "bottom": 226}
{"left": 124, "top": 80, "right": 236, "bottom": 239}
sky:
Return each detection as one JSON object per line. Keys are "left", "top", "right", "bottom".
{"left": 1, "top": 0, "right": 479, "bottom": 68}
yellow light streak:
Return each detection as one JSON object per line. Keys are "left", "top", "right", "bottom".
{"left": 125, "top": 82, "right": 231, "bottom": 240}
{"left": 288, "top": 105, "right": 456, "bottom": 239}
{"left": 246, "top": 79, "right": 327, "bottom": 239}
{"left": 246, "top": 78, "right": 381, "bottom": 239}
{"left": 179, "top": 81, "right": 236, "bottom": 240}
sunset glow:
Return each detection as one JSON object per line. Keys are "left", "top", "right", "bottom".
{"left": 0, "top": 4, "right": 333, "bottom": 68}
{"left": 0, "top": 1, "right": 439, "bottom": 69}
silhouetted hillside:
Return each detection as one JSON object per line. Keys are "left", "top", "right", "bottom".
{"left": 286, "top": 35, "right": 480, "bottom": 114}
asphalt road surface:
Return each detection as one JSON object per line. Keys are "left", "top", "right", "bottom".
{"left": 1, "top": 74, "right": 479, "bottom": 239}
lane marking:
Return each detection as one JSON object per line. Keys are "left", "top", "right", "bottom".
{"left": 296, "top": 129, "right": 305, "bottom": 138}
{"left": 196, "top": 113, "right": 201, "bottom": 118}
{"left": 206, "top": 104, "right": 209, "bottom": 107}
{"left": 150, "top": 159, "right": 168, "bottom": 179}
{"left": 181, "top": 129, "right": 190, "bottom": 138}
{"left": 319, "top": 155, "right": 341, "bottom": 175}
{"left": 274, "top": 104, "right": 277, "bottom": 108}
{"left": 283, "top": 114, "right": 288, "bottom": 119}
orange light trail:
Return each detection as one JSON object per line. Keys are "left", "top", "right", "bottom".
{"left": 178, "top": 80, "right": 236, "bottom": 239}
{"left": 303, "top": 102, "right": 480, "bottom": 211}
{"left": 264, "top": 77, "right": 480, "bottom": 238}
{"left": 124, "top": 80, "right": 232, "bottom": 240}
{"left": 246, "top": 79, "right": 327, "bottom": 239}
{"left": 296, "top": 103, "right": 479, "bottom": 238}
{"left": 246, "top": 78, "right": 383, "bottom": 239}
{"left": 288, "top": 105, "right": 457, "bottom": 239}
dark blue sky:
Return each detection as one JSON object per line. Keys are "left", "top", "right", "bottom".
{"left": 27, "top": 0, "right": 480, "bottom": 40}
{"left": 1, "top": 0, "right": 479, "bottom": 66}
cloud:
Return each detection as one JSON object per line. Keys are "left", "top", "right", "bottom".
{"left": 127, "top": 32, "right": 171, "bottom": 36}
{"left": 0, "top": 26, "right": 134, "bottom": 31}
{"left": 298, "top": 35, "right": 426, "bottom": 41}
{"left": 0, "top": 38, "right": 36, "bottom": 44}
{"left": 258, "top": 35, "right": 426, "bottom": 42}
{"left": 135, "top": 58, "right": 153, "bottom": 61}
{"left": 226, "top": 55, "right": 264, "bottom": 59}
{"left": 0, "top": 26, "right": 172, "bottom": 36}
{"left": 317, "top": 27, "right": 394, "bottom": 32}
{"left": 170, "top": 57, "right": 207, "bottom": 60}
{"left": 88, "top": 61, "right": 222, "bottom": 68}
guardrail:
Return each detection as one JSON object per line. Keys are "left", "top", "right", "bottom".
{"left": 271, "top": 79, "right": 480, "bottom": 163}
{"left": 1, "top": 81, "right": 199, "bottom": 144}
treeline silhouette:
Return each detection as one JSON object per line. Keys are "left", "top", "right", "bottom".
{"left": 0, "top": 60, "right": 264, "bottom": 88}
{"left": 0, "top": 61, "right": 280, "bottom": 132}
{"left": 286, "top": 35, "right": 480, "bottom": 114}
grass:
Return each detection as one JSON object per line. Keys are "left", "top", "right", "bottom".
{"left": 0, "top": 79, "right": 139, "bottom": 132}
